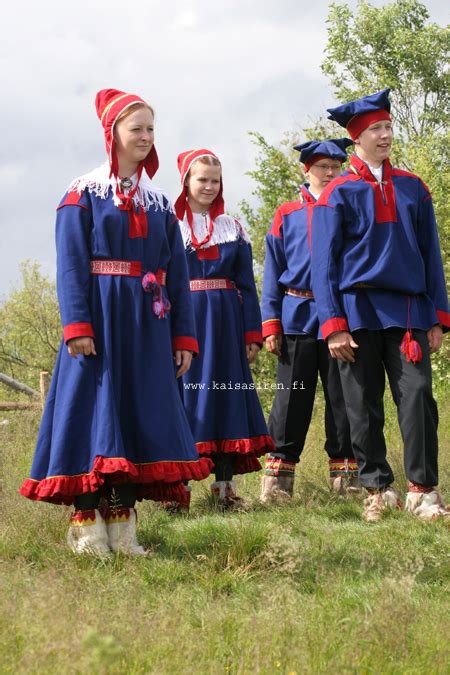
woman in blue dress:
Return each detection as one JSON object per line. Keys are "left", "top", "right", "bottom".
{"left": 20, "top": 89, "right": 212, "bottom": 555}
{"left": 174, "top": 149, "right": 274, "bottom": 508}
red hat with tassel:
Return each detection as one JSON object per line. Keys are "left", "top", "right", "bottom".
{"left": 95, "top": 88, "right": 159, "bottom": 179}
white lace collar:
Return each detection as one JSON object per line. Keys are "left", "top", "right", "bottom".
{"left": 68, "top": 161, "right": 172, "bottom": 213}
{"left": 179, "top": 212, "right": 251, "bottom": 251}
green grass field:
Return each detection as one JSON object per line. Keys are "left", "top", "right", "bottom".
{"left": 1, "top": 395, "right": 449, "bottom": 674}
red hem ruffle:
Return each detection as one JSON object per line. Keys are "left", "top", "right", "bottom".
{"left": 19, "top": 455, "right": 213, "bottom": 506}
{"left": 196, "top": 434, "right": 274, "bottom": 475}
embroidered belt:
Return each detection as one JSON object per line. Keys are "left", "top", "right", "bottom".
{"left": 90, "top": 260, "right": 166, "bottom": 286}
{"left": 190, "top": 278, "right": 236, "bottom": 292}
{"left": 285, "top": 288, "right": 314, "bottom": 299}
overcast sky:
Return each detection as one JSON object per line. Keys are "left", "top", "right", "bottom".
{"left": 1, "top": 0, "right": 447, "bottom": 295}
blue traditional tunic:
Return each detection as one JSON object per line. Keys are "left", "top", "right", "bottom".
{"left": 261, "top": 184, "right": 320, "bottom": 339}
{"left": 20, "top": 163, "right": 212, "bottom": 505}
{"left": 179, "top": 212, "right": 274, "bottom": 473}
{"left": 311, "top": 154, "right": 450, "bottom": 338}
{"left": 261, "top": 183, "right": 355, "bottom": 472}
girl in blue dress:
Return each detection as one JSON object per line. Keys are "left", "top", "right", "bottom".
{"left": 20, "top": 90, "right": 212, "bottom": 555}
{"left": 174, "top": 149, "right": 274, "bottom": 509}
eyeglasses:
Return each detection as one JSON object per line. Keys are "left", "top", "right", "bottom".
{"left": 312, "top": 164, "right": 341, "bottom": 172}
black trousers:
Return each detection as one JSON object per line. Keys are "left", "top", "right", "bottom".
{"left": 337, "top": 328, "right": 439, "bottom": 489}
{"left": 268, "top": 334, "right": 352, "bottom": 463}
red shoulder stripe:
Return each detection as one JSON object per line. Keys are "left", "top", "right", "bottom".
{"left": 316, "top": 174, "right": 360, "bottom": 207}
{"left": 269, "top": 200, "right": 304, "bottom": 238}
{"left": 391, "top": 169, "right": 431, "bottom": 197}
{"left": 57, "top": 191, "right": 89, "bottom": 211}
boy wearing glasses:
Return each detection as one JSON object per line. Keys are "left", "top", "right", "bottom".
{"left": 260, "top": 138, "right": 358, "bottom": 502}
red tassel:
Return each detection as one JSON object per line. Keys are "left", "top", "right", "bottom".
{"left": 400, "top": 330, "right": 422, "bottom": 364}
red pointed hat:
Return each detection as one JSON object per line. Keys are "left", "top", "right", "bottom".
{"left": 174, "top": 148, "right": 225, "bottom": 222}
{"left": 95, "top": 88, "right": 159, "bottom": 179}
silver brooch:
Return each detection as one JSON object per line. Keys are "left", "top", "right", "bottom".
{"left": 120, "top": 177, "right": 133, "bottom": 191}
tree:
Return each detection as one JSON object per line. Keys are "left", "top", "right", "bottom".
{"left": 322, "top": 0, "right": 449, "bottom": 139}
{"left": 0, "top": 262, "right": 61, "bottom": 392}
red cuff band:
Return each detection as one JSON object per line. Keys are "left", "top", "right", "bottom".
{"left": 172, "top": 336, "right": 199, "bottom": 355}
{"left": 436, "top": 310, "right": 450, "bottom": 328}
{"left": 322, "top": 317, "right": 349, "bottom": 340}
{"left": 262, "top": 319, "right": 283, "bottom": 339}
{"left": 245, "top": 331, "right": 263, "bottom": 347}
{"left": 64, "top": 322, "right": 95, "bottom": 343}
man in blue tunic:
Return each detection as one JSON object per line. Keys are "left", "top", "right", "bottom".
{"left": 260, "top": 138, "right": 359, "bottom": 502}
{"left": 311, "top": 89, "right": 449, "bottom": 522}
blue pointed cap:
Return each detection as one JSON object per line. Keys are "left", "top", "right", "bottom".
{"left": 293, "top": 138, "right": 353, "bottom": 169}
{"left": 327, "top": 89, "right": 391, "bottom": 139}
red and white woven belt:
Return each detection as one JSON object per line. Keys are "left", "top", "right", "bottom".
{"left": 285, "top": 288, "right": 314, "bottom": 299}
{"left": 190, "top": 278, "right": 236, "bottom": 292}
{"left": 90, "top": 260, "right": 166, "bottom": 285}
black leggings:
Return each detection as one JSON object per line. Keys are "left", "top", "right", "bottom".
{"left": 213, "top": 453, "right": 235, "bottom": 482}
{"left": 74, "top": 483, "right": 137, "bottom": 511}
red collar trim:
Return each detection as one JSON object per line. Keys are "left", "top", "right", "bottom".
{"left": 349, "top": 155, "right": 397, "bottom": 223}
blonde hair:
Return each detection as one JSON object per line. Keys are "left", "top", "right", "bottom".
{"left": 192, "top": 155, "right": 221, "bottom": 168}
{"left": 186, "top": 155, "right": 221, "bottom": 183}
{"left": 116, "top": 101, "right": 155, "bottom": 124}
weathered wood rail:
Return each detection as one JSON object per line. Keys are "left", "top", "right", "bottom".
{"left": 0, "top": 372, "right": 50, "bottom": 411}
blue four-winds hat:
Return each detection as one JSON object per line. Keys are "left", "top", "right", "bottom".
{"left": 293, "top": 138, "right": 353, "bottom": 170}
{"left": 327, "top": 88, "right": 392, "bottom": 140}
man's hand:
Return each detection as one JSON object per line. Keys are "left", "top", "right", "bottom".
{"left": 327, "top": 331, "right": 358, "bottom": 362}
{"left": 265, "top": 334, "right": 282, "bottom": 357}
{"left": 175, "top": 350, "right": 193, "bottom": 377}
{"left": 427, "top": 325, "right": 443, "bottom": 353}
{"left": 67, "top": 337, "right": 97, "bottom": 358}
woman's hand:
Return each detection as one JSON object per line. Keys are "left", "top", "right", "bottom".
{"left": 175, "top": 350, "right": 193, "bottom": 377}
{"left": 67, "top": 337, "right": 97, "bottom": 358}
{"left": 246, "top": 343, "right": 261, "bottom": 364}
{"left": 265, "top": 334, "right": 282, "bottom": 357}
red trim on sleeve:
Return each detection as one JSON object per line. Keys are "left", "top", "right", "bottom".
{"left": 245, "top": 331, "right": 263, "bottom": 347}
{"left": 321, "top": 317, "right": 350, "bottom": 340}
{"left": 57, "top": 191, "right": 89, "bottom": 210}
{"left": 262, "top": 319, "right": 283, "bottom": 339}
{"left": 64, "top": 322, "right": 95, "bottom": 343}
{"left": 172, "top": 336, "right": 199, "bottom": 355}
{"left": 436, "top": 310, "right": 450, "bottom": 328}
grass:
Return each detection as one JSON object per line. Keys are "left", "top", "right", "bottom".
{"left": 0, "top": 394, "right": 449, "bottom": 674}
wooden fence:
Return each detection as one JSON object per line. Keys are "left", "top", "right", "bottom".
{"left": 0, "top": 372, "right": 50, "bottom": 411}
